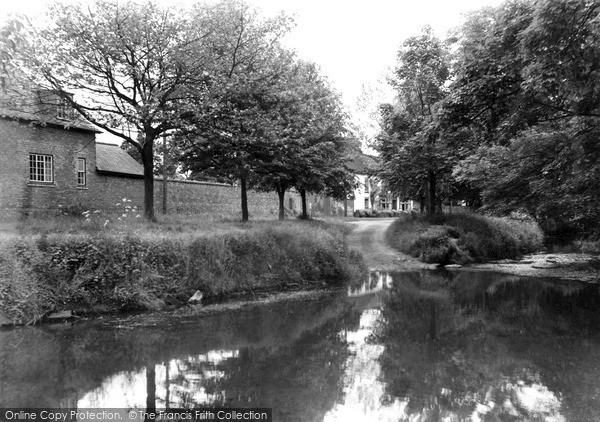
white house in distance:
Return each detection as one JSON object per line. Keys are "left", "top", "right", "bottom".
{"left": 347, "top": 153, "right": 417, "bottom": 212}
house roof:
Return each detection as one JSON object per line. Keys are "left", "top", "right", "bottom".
{"left": 346, "top": 153, "right": 379, "bottom": 174}
{"left": 96, "top": 142, "right": 144, "bottom": 177}
{"left": 0, "top": 107, "right": 101, "bottom": 133}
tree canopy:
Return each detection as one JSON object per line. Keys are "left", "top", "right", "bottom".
{"left": 374, "top": 26, "right": 454, "bottom": 214}
{"left": 176, "top": 38, "right": 356, "bottom": 220}
{"left": 375, "top": 0, "right": 600, "bottom": 240}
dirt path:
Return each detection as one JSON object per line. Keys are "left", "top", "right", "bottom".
{"left": 347, "top": 218, "right": 436, "bottom": 271}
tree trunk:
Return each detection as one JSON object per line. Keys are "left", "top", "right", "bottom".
{"left": 419, "top": 193, "right": 425, "bottom": 213}
{"left": 165, "top": 362, "right": 170, "bottom": 410}
{"left": 146, "top": 364, "right": 156, "bottom": 414}
{"left": 344, "top": 198, "right": 348, "bottom": 217}
{"left": 142, "top": 140, "right": 156, "bottom": 221}
{"left": 162, "top": 134, "right": 168, "bottom": 215}
{"left": 428, "top": 170, "right": 437, "bottom": 216}
{"left": 277, "top": 186, "right": 285, "bottom": 221}
{"left": 240, "top": 177, "right": 249, "bottom": 222}
{"left": 300, "top": 189, "right": 308, "bottom": 219}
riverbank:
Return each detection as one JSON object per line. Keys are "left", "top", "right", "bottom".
{"left": 347, "top": 218, "right": 599, "bottom": 282}
{"left": 0, "top": 217, "right": 366, "bottom": 326}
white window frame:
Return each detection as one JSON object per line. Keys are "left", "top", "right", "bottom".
{"left": 77, "top": 157, "right": 86, "bottom": 186}
{"left": 29, "top": 153, "right": 54, "bottom": 183}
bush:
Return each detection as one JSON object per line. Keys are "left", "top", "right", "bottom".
{"left": 386, "top": 212, "right": 544, "bottom": 264}
{"left": 352, "top": 209, "right": 400, "bottom": 218}
{"left": 0, "top": 220, "right": 366, "bottom": 324}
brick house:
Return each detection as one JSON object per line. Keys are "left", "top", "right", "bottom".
{"left": 0, "top": 58, "right": 155, "bottom": 218}
{"left": 0, "top": 86, "right": 104, "bottom": 217}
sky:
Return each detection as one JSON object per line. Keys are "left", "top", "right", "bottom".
{"left": 248, "top": 0, "right": 504, "bottom": 102}
{"left": 2, "top": 0, "right": 504, "bottom": 143}
{"left": 5, "top": 0, "right": 504, "bottom": 101}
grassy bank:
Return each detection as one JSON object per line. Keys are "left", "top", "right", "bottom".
{"left": 0, "top": 217, "right": 365, "bottom": 325}
{"left": 386, "top": 213, "right": 544, "bottom": 265}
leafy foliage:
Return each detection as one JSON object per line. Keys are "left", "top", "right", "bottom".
{"left": 177, "top": 33, "right": 356, "bottom": 220}
{"left": 377, "top": 0, "right": 600, "bottom": 240}
{"left": 446, "top": 0, "right": 600, "bottom": 240}
{"left": 374, "top": 27, "right": 454, "bottom": 214}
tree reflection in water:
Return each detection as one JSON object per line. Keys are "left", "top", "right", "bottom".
{"left": 3, "top": 270, "right": 600, "bottom": 421}
{"left": 375, "top": 270, "right": 600, "bottom": 421}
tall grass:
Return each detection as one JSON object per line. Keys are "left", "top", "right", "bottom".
{"left": 0, "top": 218, "right": 366, "bottom": 325}
{"left": 386, "top": 212, "right": 544, "bottom": 265}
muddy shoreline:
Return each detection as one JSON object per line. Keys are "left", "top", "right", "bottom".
{"left": 462, "top": 252, "right": 600, "bottom": 282}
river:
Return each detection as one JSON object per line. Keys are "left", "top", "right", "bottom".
{"left": 2, "top": 270, "right": 600, "bottom": 421}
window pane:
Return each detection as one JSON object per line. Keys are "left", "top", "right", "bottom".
{"left": 29, "top": 154, "right": 53, "bottom": 182}
{"left": 77, "top": 158, "right": 86, "bottom": 186}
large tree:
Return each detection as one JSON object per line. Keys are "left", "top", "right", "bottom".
{"left": 255, "top": 62, "right": 357, "bottom": 220}
{"left": 446, "top": 0, "right": 600, "bottom": 239}
{"left": 176, "top": 2, "right": 294, "bottom": 221}
{"left": 17, "top": 0, "right": 222, "bottom": 220}
{"left": 375, "top": 26, "right": 452, "bottom": 214}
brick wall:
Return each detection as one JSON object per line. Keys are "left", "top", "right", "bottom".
{"left": 154, "top": 179, "right": 302, "bottom": 219}
{"left": 95, "top": 176, "right": 303, "bottom": 219}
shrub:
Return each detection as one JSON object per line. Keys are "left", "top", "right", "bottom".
{"left": 386, "top": 213, "right": 544, "bottom": 264}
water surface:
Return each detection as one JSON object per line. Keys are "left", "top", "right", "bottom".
{"left": 2, "top": 270, "right": 600, "bottom": 421}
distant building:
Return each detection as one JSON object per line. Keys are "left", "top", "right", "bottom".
{"left": 346, "top": 153, "right": 416, "bottom": 212}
